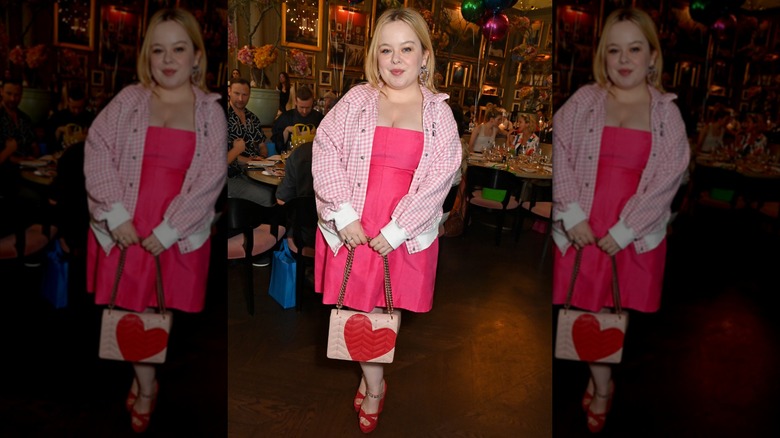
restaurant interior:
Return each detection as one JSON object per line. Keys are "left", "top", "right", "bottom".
{"left": 1, "top": 0, "right": 780, "bottom": 436}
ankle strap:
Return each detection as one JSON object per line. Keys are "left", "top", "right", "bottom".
{"left": 365, "top": 390, "right": 384, "bottom": 399}
{"left": 594, "top": 392, "right": 610, "bottom": 399}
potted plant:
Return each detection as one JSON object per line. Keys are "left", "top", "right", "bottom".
{"left": 229, "top": 0, "right": 282, "bottom": 125}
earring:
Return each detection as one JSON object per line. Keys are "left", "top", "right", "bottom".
{"left": 418, "top": 65, "right": 429, "bottom": 84}
{"left": 191, "top": 64, "right": 200, "bottom": 83}
{"left": 647, "top": 64, "right": 657, "bottom": 83}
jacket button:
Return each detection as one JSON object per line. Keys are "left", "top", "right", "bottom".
{"left": 133, "top": 129, "right": 137, "bottom": 132}
{"left": 132, "top": 156, "right": 136, "bottom": 160}
{"left": 589, "top": 128, "right": 593, "bottom": 132}
{"left": 360, "top": 156, "right": 364, "bottom": 160}
{"left": 584, "top": 183, "right": 589, "bottom": 187}
{"left": 357, "top": 183, "right": 361, "bottom": 187}
{"left": 588, "top": 156, "right": 592, "bottom": 160}
{"left": 361, "top": 129, "right": 365, "bottom": 132}
{"left": 129, "top": 183, "right": 133, "bottom": 187}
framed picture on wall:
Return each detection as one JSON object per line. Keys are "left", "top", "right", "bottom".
{"left": 54, "top": 0, "right": 96, "bottom": 50}
{"left": 483, "top": 60, "right": 503, "bottom": 85}
{"left": 99, "top": 4, "right": 142, "bottom": 70}
{"left": 438, "top": 1, "right": 481, "bottom": 60}
{"left": 286, "top": 51, "right": 315, "bottom": 80}
{"left": 282, "top": 1, "right": 323, "bottom": 51}
{"left": 328, "top": 4, "right": 370, "bottom": 71}
{"left": 526, "top": 20, "right": 544, "bottom": 47}
{"left": 319, "top": 70, "right": 332, "bottom": 86}
{"left": 446, "top": 61, "right": 470, "bottom": 87}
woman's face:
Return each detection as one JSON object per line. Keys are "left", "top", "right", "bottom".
{"left": 517, "top": 117, "right": 528, "bottom": 131}
{"left": 231, "top": 69, "right": 240, "bottom": 79}
{"left": 603, "top": 20, "right": 656, "bottom": 91}
{"left": 279, "top": 73, "right": 287, "bottom": 83}
{"left": 376, "top": 20, "right": 428, "bottom": 91}
{"left": 149, "top": 20, "right": 200, "bottom": 90}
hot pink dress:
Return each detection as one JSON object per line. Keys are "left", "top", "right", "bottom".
{"left": 315, "top": 126, "right": 439, "bottom": 313}
{"left": 553, "top": 126, "right": 666, "bottom": 313}
{"left": 87, "top": 127, "right": 211, "bottom": 313}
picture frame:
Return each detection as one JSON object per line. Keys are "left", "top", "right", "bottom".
{"left": 512, "top": 102, "right": 521, "bottom": 114}
{"left": 59, "top": 49, "right": 88, "bottom": 79}
{"left": 438, "top": 1, "right": 481, "bottom": 60}
{"left": 286, "top": 51, "right": 315, "bottom": 80}
{"left": 54, "top": 0, "right": 96, "bottom": 50}
{"left": 319, "top": 70, "right": 333, "bottom": 87}
{"left": 295, "top": 81, "right": 316, "bottom": 96}
{"left": 514, "top": 89, "right": 522, "bottom": 100}
{"left": 673, "top": 62, "right": 700, "bottom": 88}
{"left": 328, "top": 4, "right": 370, "bottom": 71}
{"left": 526, "top": 20, "right": 545, "bottom": 47}
{"left": 282, "top": 1, "right": 323, "bottom": 52}
{"left": 446, "top": 61, "right": 471, "bottom": 87}
{"left": 99, "top": 4, "right": 142, "bottom": 70}
{"left": 91, "top": 69, "right": 104, "bottom": 87}
{"left": 483, "top": 60, "right": 503, "bottom": 85}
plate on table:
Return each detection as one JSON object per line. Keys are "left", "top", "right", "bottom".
{"left": 262, "top": 169, "right": 285, "bottom": 177}
{"left": 247, "top": 160, "right": 276, "bottom": 167}
{"left": 20, "top": 160, "right": 48, "bottom": 168}
{"left": 267, "top": 154, "right": 282, "bottom": 161}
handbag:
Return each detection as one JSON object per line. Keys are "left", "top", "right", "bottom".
{"left": 290, "top": 123, "right": 315, "bottom": 146}
{"left": 268, "top": 239, "right": 296, "bottom": 309}
{"left": 554, "top": 250, "right": 628, "bottom": 364}
{"left": 41, "top": 239, "right": 69, "bottom": 309}
{"left": 98, "top": 249, "right": 172, "bottom": 364}
{"left": 327, "top": 244, "right": 400, "bottom": 363}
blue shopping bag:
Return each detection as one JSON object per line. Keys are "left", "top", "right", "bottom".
{"left": 266, "top": 141, "right": 277, "bottom": 157}
{"left": 41, "top": 239, "right": 69, "bottom": 309}
{"left": 268, "top": 239, "right": 296, "bottom": 309}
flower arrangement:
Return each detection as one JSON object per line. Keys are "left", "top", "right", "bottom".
{"left": 511, "top": 43, "right": 538, "bottom": 63}
{"left": 8, "top": 44, "right": 48, "bottom": 88}
{"left": 286, "top": 49, "right": 310, "bottom": 77}
{"left": 237, "top": 44, "right": 278, "bottom": 87}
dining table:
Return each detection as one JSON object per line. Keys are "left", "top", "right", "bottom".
{"left": 19, "top": 157, "right": 58, "bottom": 186}
{"left": 467, "top": 152, "right": 553, "bottom": 180}
{"left": 244, "top": 155, "right": 285, "bottom": 186}
{"left": 692, "top": 151, "right": 780, "bottom": 208}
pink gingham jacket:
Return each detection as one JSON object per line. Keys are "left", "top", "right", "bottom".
{"left": 84, "top": 84, "right": 227, "bottom": 254}
{"left": 312, "top": 83, "right": 462, "bottom": 254}
{"left": 552, "top": 83, "right": 690, "bottom": 254}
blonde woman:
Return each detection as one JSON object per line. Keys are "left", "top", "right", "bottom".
{"left": 510, "top": 113, "right": 540, "bottom": 155}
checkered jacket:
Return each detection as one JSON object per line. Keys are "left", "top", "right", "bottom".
{"left": 84, "top": 84, "right": 227, "bottom": 254}
{"left": 552, "top": 83, "right": 690, "bottom": 254}
{"left": 312, "top": 83, "right": 462, "bottom": 254}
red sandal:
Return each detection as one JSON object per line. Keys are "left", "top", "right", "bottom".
{"left": 358, "top": 381, "right": 387, "bottom": 434}
{"left": 354, "top": 375, "right": 366, "bottom": 412}
{"left": 130, "top": 383, "right": 158, "bottom": 433}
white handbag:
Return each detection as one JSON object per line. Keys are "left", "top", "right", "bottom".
{"left": 326, "top": 245, "right": 400, "bottom": 363}
{"left": 98, "top": 250, "right": 172, "bottom": 364}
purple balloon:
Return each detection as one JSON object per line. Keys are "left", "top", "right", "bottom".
{"left": 482, "top": 13, "right": 509, "bottom": 42}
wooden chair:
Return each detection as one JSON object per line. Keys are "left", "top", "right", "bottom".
{"left": 283, "top": 196, "right": 318, "bottom": 311}
{"left": 226, "top": 198, "right": 284, "bottom": 315}
{"left": 463, "top": 166, "right": 522, "bottom": 246}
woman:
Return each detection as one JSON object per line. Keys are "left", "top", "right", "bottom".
{"left": 736, "top": 112, "right": 768, "bottom": 157}
{"left": 551, "top": 8, "right": 689, "bottom": 433}
{"left": 83, "top": 8, "right": 225, "bottom": 433}
{"left": 228, "top": 68, "right": 240, "bottom": 86}
{"left": 468, "top": 107, "right": 501, "bottom": 153}
{"left": 510, "top": 113, "right": 540, "bottom": 155}
{"left": 696, "top": 108, "right": 730, "bottom": 153}
{"left": 277, "top": 71, "right": 292, "bottom": 114}
{"left": 311, "top": 8, "right": 461, "bottom": 434}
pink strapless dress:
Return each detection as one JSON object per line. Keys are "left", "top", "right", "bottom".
{"left": 87, "top": 126, "right": 210, "bottom": 313}
{"left": 552, "top": 126, "right": 666, "bottom": 313}
{"left": 315, "top": 126, "right": 439, "bottom": 313}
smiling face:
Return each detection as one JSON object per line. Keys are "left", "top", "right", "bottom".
{"left": 376, "top": 20, "right": 428, "bottom": 91}
{"left": 148, "top": 20, "right": 201, "bottom": 91}
{"left": 603, "top": 20, "right": 656, "bottom": 91}
{"left": 229, "top": 82, "right": 250, "bottom": 111}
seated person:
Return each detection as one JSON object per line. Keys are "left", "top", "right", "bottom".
{"left": 736, "top": 113, "right": 768, "bottom": 157}
{"left": 468, "top": 107, "right": 501, "bottom": 153}
{"left": 695, "top": 109, "right": 730, "bottom": 154}
{"left": 509, "top": 113, "right": 540, "bottom": 155}
{"left": 0, "top": 79, "right": 40, "bottom": 163}
{"left": 227, "top": 78, "right": 275, "bottom": 208}
{"left": 272, "top": 86, "right": 324, "bottom": 152}
{"left": 46, "top": 87, "right": 95, "bottom": 154}
{"left": 275, "top": 141, "right": 315, "bottom": 252}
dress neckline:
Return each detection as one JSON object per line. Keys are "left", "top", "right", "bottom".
{"left": 604, "top": 125, "right": 650, "bottom": 134}
{"left": 148, "top": 125, "right": 195, "bottom": 134}
{"left": 375, "top": 125, "right": 423, "bottom": 134}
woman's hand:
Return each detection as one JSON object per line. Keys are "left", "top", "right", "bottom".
{"left": 566, "top": 220, "right": 596, "bottom": 250}
{"left": 141, "top": 234, "right": 165, "bottom": 256}
{"left": 369, "top": 234, "right": 393, "bottom": 257}
{"left": 597, "top": 234, "right": 621, "bottom": 256}
{"left": 339, "top": 220, "right": 367, "bottom": 249}
{"left": 112, "top": 220, "right": 139, "bottom": 249}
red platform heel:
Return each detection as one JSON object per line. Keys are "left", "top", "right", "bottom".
{"left": 358, "top": 381, "right": 387, "bottom": 434}
{"left": 130, "top": 382, "right": 158, "bottom": 433}
{"left": 354, "top": 375, "right": 366, "bottom": 412}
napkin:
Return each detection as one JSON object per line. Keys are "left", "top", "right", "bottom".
{"left": 247, "top": 160, "right": 276, "bottom": 167}
{"left": 267, "top": 154, "right": 282, "bottom": 161}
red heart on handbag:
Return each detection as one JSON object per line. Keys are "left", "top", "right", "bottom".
{"left": 571, "top": 313, "right": 624, "bottom": 362}
{"left": 116, "top": 314, "right": 169, "bottom": 362}
{"left": 343, "top": 314, "right": 397, "bottom": 361}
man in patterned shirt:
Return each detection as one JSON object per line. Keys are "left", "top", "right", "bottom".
{"left": 227, "top": 78, "right": 274, "bottom": 208}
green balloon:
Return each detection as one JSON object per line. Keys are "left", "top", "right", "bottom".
{"left": 461, "top": 0, "right": 485, "bottom": 24}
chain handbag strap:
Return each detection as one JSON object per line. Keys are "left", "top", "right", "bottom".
{"left": 108, "top": 248, "right": 167, "bottom": 315}
{"left": 335, "top": 238, "right": 394, "bottom": 317}
{"left": 563, "top": 249, "right": 622, "bottom": 316}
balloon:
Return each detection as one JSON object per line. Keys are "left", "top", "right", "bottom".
{"left": 461, "top": 0, "right": 485, "bottom": 24}
{"left": 482, "top": 13, "right": 509, "bottom": 42}
{"left": 712, "top": 14, "right": 737, "bottom": 41}
{"left": 483, "top": 0, "right": 505, "bottom": 13}
{"left": 688, "top": 0, "right": 722, "bottom": 27}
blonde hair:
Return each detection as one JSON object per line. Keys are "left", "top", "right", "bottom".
{"left": 593, "top": 8, "right": 663, "bottom": 91}
{"left": 517, "top": 113, "right": 537, "bottom": 134}
{"left": 137, "top": 8, "right": 208, "bottom": 91}
{"left": 365, "top": 8, "right": 436, "bottom": 92}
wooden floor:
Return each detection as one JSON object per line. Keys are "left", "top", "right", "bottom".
{"left": 228, "top": 211, "right": 554, "bottom": 437}
{"left": 4, "top": 205, "right": 780, "bottom": 437}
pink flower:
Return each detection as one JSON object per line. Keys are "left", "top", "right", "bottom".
{"left": 9, "top": 45, "right": 24, "bottom": 66}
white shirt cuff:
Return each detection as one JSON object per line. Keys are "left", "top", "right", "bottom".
{"left": 152, "top": 220, "right": 180, "bottom": 249}
{"left": 332, "top": 203, "right": 360, "bottom": 231}
{"left": 105, "top": 202, "right": 132, "bottom": 231}
{"left": 608, "top": 218, "right": 635, "bottom": 249}
{"left": 557, "top": 202, "right": 588, "bottom": 231}
{"left": 380, "top": 219, "right": 408, "bottom": 250}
